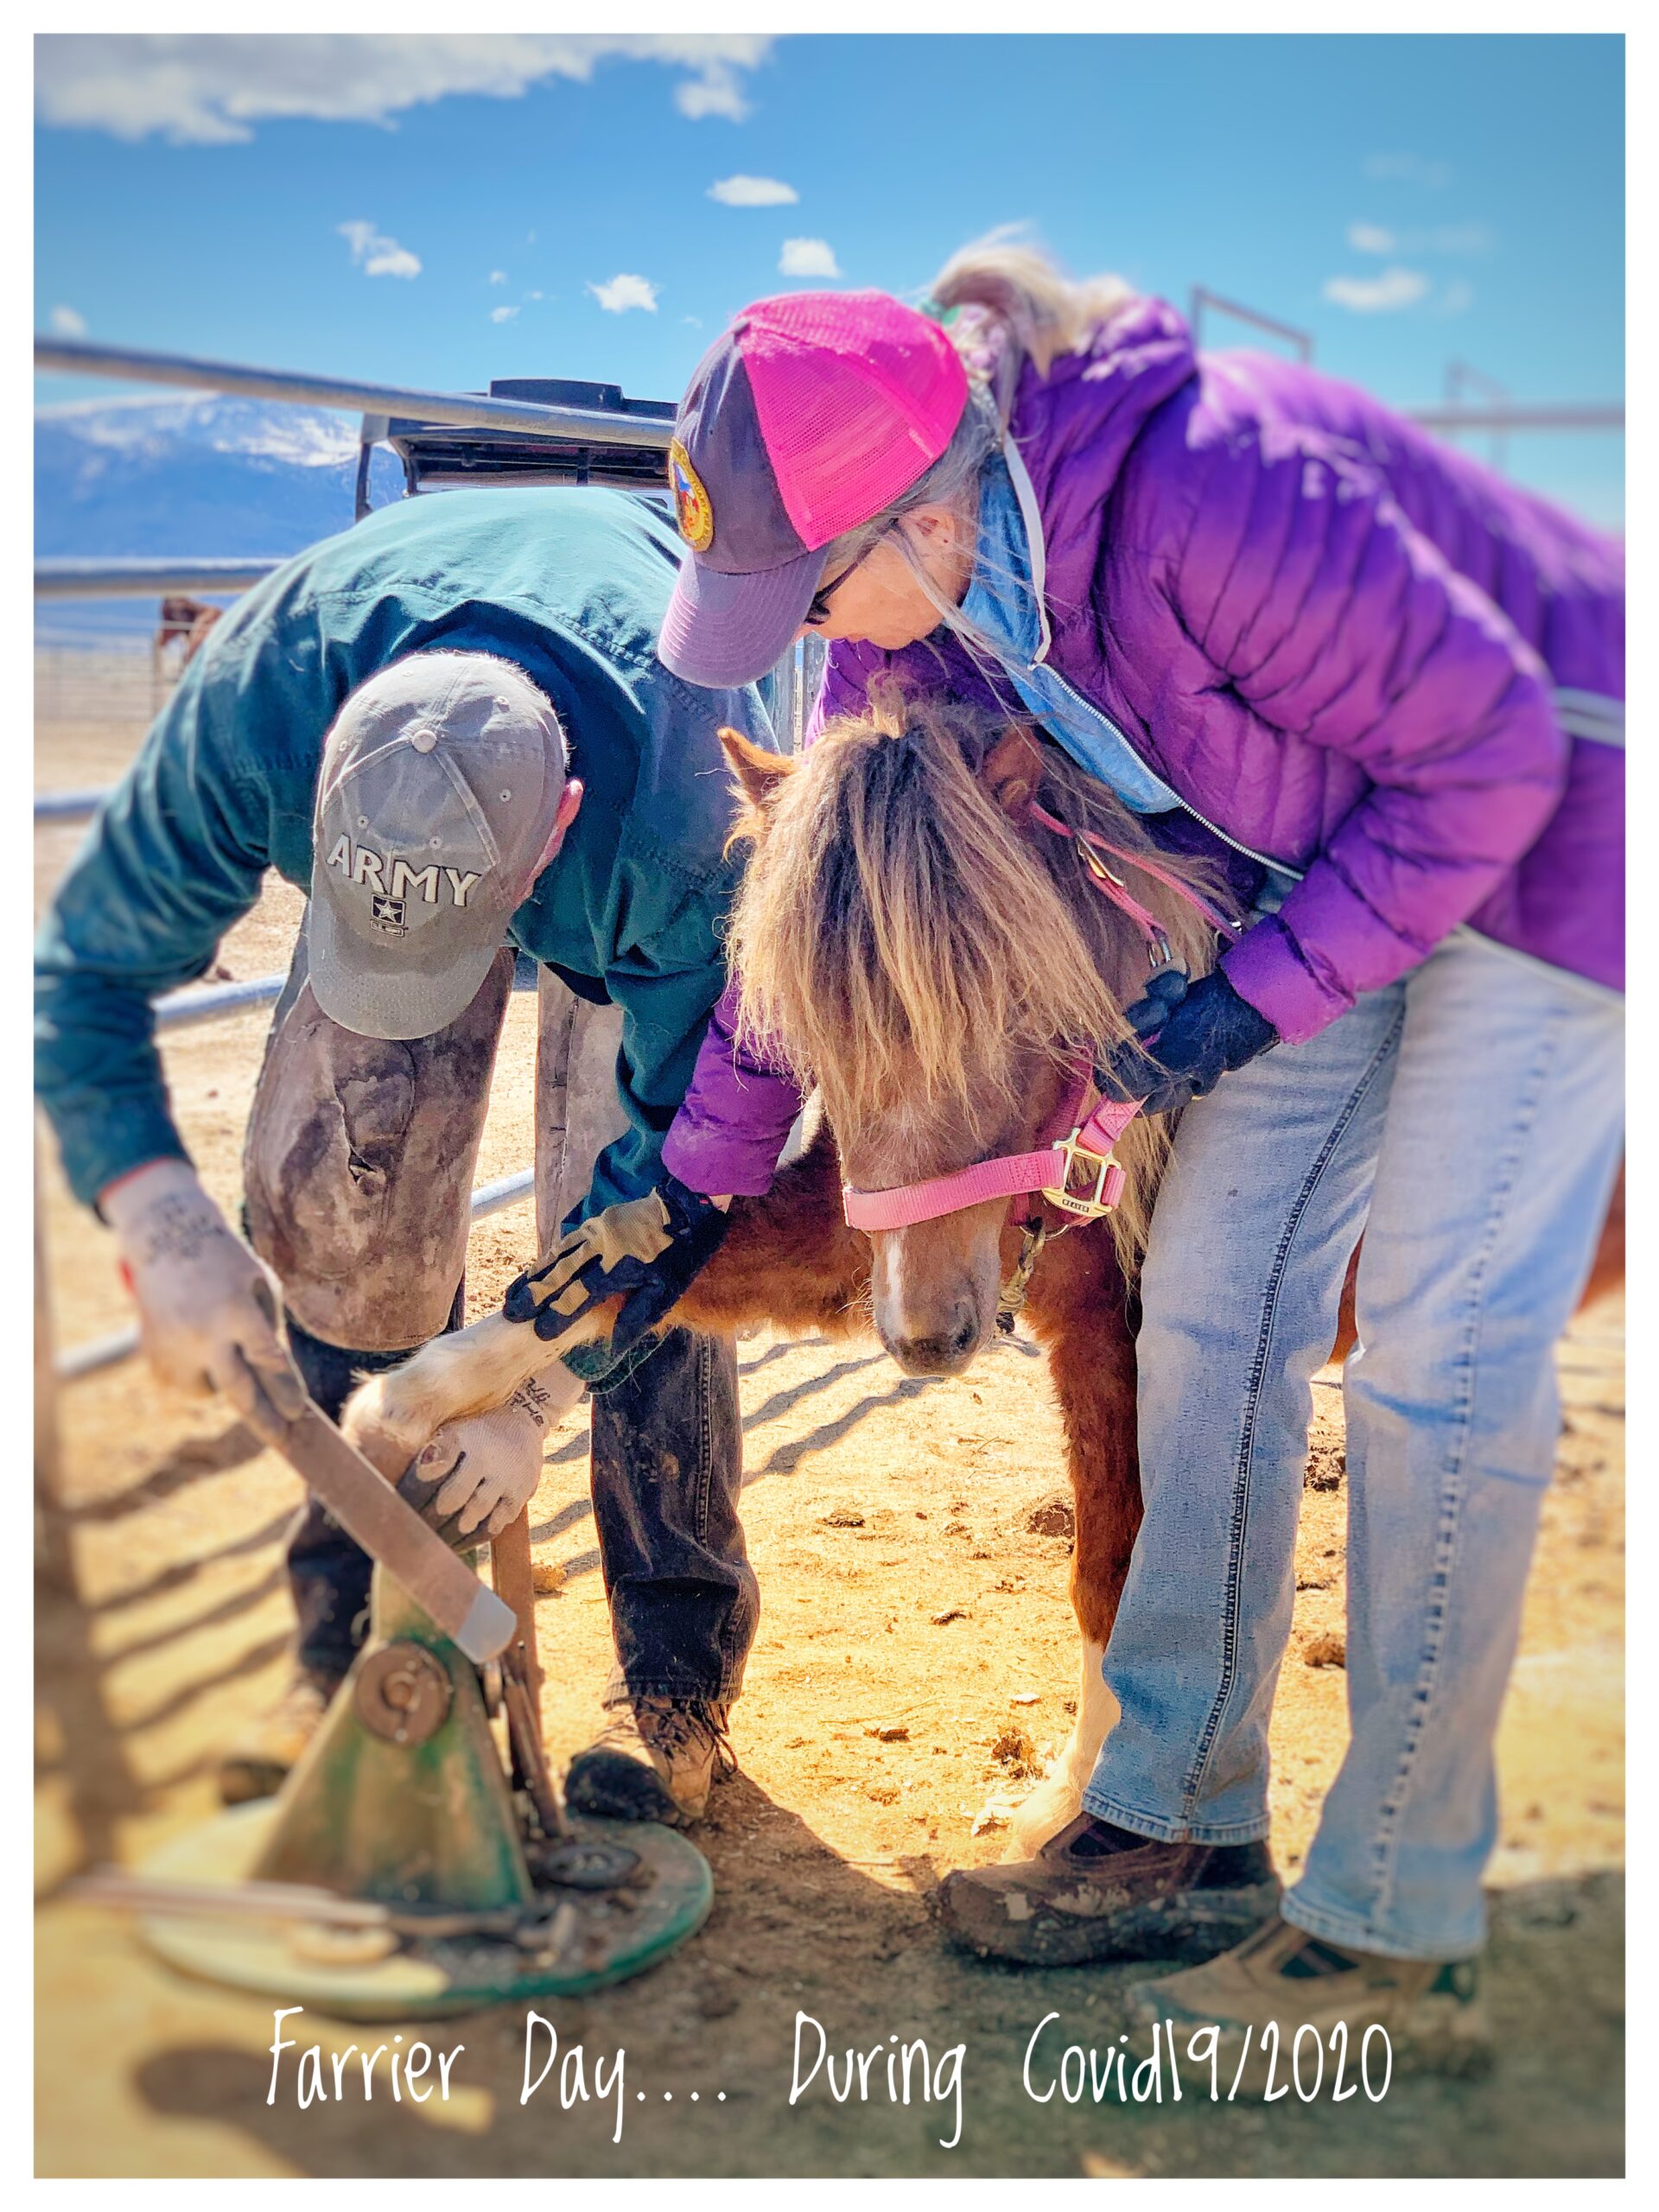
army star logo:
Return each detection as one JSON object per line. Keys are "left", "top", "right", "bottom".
{"left": 668, "top": 437, "right": 714, "bottom": 551}
{"left": 371, "top": 894, "right": 408, "bottom": 935}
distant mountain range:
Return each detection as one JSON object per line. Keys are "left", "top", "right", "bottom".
{"left": 35, "top": 393, "right": 401, "bottom": 639}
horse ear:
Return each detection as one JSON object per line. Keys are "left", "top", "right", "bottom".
{"left": 719, "top": 728, "right": 796, "bottom": 810}
{"left": 982, "top": 726, "right": 1045, "bottom": 818}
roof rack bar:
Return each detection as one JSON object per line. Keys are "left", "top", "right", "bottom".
{"left": 35, "top": 335, "right": 676, "bottom": 450}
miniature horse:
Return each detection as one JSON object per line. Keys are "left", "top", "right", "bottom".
{"left": 345, "top": 693, "right": 1623, "bottom": 1852}
{"left": 346, "top": 693, "right": 1227, "bottom": 1853}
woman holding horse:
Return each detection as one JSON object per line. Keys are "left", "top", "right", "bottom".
{"left": 633, "top": 244, "right": 1624, "bottom": 2064}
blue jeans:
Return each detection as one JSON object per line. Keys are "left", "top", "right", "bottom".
{"left": 1084, "top": 929, "right": 1624, "bottom": 1959}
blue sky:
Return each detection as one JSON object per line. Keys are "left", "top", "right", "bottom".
{"left": 35, "top": 32, "right": 1624, "bottom": 523}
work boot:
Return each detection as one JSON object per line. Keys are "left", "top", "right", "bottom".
{"left": 214, "top": 1666, "right": 341, "bottom": 1806}
{"left": 565, "top": 1697, "right": 735, "bottom": 1827}
{"left": 1126, "top": 1911, "right": 1491, "bottom": 2082}
{"left": 935, "top": 1813, "right": 1281, "bottom": 1967}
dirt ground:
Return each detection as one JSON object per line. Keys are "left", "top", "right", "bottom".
{"left": 35, "top": 680, "right": 1624, "bottom": 2178}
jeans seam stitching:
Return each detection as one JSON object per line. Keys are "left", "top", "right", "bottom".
{"left": 1180, "top": 1006, "right": 1406, "bottom": 1818}
{"left": 1360, "top": 1007, "right": 1566, "bottom": 1927}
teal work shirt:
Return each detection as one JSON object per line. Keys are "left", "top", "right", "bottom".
{"left": 35, "top": 486, "right": 775, "bottom": 1217}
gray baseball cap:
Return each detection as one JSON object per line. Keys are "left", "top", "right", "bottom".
{"left": 308, "top": 652, "right": 566, "bottom": 1040}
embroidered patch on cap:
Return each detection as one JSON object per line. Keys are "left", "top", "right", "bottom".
{"left": 668, "top": 438, "right": 714, "bottom": 551}
{"left": 371, "top": 894, "right": 408, "bottom": 935}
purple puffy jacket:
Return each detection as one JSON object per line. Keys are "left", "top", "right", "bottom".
{"left": 664, "top": 298, "right": 1623, "bottom": 1198}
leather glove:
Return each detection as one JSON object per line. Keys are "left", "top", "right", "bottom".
{"left": 102, "top": 1158, "right": 308, "bottom": 1445}
{"left": 503, "top": 1173, "right": 728, "bottom": 1353}
{"left": 1097, "top": 968, "right": 1278, "bottom": 1116}
{"left": 395, "top": 1366, "right": 584, "bottom": 1544}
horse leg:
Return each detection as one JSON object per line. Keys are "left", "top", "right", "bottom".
{"left": 341, "top": 1131, "right": 868, "bottom": 1475}
{"left": 1005, "top": 1236, "right": 1142, "bottom": 1858}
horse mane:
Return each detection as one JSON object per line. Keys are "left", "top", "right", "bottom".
{"left": 726, "top": 683, "right": 1231, "bottom": 1267}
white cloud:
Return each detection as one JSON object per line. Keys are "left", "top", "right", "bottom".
{"left": 779, "top": 237, "right": 841, "bottom": 279}
{"left": 339, "top": 219, "right": 422, "bottom": 279}
{"left": 588, "top": 273, "right": 659, "bottom": 315}
{"left": 48, "top": 303, "right": 88, "bottom": 338}
{"left": 682, "top": 315, "right": 704, "bottom": 328}
{"left": 524, "top": 289, "right": 544, "bottom": 302}
{"left": 490, "top": 304, "right": 519, "bottom": 323}
{"left": 709, "top": 174, "right": 797, "bottom": 207}
{"left": 1348, "top": 219, "right": 1491, "bottom": 257}
{"left": 1323, "top": 266, "right": 1430, "bottom": 314}
{"left": 1439, "top": 278, "right": 1476, "bottom": 317}
{"left": 488, "top": 269, "right": 508, "bottom": 285}
{"left": 1364, "top": 151, "right": 1454, "bottom": 189}
{"left": 34, "top": 33, "right": 773, "bottom": 145}
{"left": 674, "top": 62, "right": 751, "bottom": 122}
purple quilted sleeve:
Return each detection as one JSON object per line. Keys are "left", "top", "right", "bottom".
{"left": 660, "top": 974, "right": 806, "bottom": 1198}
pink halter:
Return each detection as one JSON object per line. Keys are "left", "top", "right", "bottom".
{"left": 842, "top": 1071, "right": 1136, "bottom": 1232}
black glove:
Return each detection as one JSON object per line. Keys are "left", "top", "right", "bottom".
{"left": 503, "top": 1173, "right": 728, "bottom": 1354}
{"left": 1098, "top": 968, "right": 1278, "bottom": 1116}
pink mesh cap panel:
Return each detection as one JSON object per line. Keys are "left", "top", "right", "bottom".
{"left": 738, "top": 290, "right": 969, "bottom": 549}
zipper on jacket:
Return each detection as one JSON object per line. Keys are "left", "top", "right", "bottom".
{"left": 1001, "top": 436, "right": 1306, "bottom": 888}
{"left": 1020, "top": 652, "right": 1307, "bottom": 888}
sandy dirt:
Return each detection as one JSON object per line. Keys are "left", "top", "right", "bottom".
{"left": 35, "top": 689, "right": 1624, "bottom": 2178}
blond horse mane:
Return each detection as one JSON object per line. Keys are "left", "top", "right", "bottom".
{"left": 726, "top": 687, "right": 1230, "bottom": 1271}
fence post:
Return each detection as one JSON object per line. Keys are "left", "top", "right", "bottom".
{"left": 35, "top": 1135, "right": 73, "bottom": 1594}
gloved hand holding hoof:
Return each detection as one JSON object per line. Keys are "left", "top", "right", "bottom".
{"left": 102, "top": 1157, "right": 308, "bottom": 1446}
{"left": 504, "top": 1173, "right": 729, "bottom": 1354}
{"left": 1097, "top": 968, "right": 1279, "bottom": 1116}
{"left": 395, "top": 1368, "right": 582, "bottom": 1544}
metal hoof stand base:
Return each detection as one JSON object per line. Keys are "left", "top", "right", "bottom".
{"left": 130, "top": 1568, "right": 712, "bottom": 2019}
{"left": 137, "top": 1803, "right": 713, "bottom": 2019}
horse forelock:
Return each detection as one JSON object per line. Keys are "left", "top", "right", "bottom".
{"left": 728, "top": 690, "right": 1228, "bottom": 1262}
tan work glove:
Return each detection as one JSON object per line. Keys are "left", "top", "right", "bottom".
{"left": 395, "top": 1365, "right": 584, "bottom": 1543}
{"left": 502, "top": 1173, "right": 728, "bottom": 1352}
{"left": 103, "top": 1158, "right": 308, "bottom": 1445}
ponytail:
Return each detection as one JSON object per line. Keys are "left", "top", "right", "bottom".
{"left": 927, "top": 232, "right": 1135, "bottom": 414}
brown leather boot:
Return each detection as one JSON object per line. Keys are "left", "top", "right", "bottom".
{"left": 565, "top": 1698, "right": 734, "bottom": 1827}
{"left": 1127, "top": 1912, "right": 1491, "bottom": 2082}
{"left": 935, "top": 1813, "right": 1281, "bottom": 1967}
{"left": 214, "top": 1666, "right": 340, "bottom": 1806}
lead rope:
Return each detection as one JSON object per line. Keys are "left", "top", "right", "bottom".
{"left": 995, "top": 1220, "right": 1047, "bottom": 1334}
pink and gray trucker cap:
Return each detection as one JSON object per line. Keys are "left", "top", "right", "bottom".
{"left": 657, "top": 289, "right": 969, "bottom": 688}
{"left": 308, "top": 652, "right": 565, "bottom": 1041}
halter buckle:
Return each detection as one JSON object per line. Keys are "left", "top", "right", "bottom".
{"left": 1040, "top": 1129, "right": 1127, "bottom": 1220}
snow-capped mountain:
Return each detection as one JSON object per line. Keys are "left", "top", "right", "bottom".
{"left": 35, "top": 391, "right": 406, "bottom": 637}
{"left": 35, "top": 391, "right": 374, "bottom": 560}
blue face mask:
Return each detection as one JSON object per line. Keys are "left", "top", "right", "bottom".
{"left": 956, "top": 446, "right": 1186, "bottom": 817}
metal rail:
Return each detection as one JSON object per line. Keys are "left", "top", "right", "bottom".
{"left": 154, "top": 976, "right": 284, "bottom": 1031}
{"left": 1404, "top": 403, "right": 1625, "bottom": 433}
{"left": 35, "top": 790, "right": 111, "bottom": 823}
{"left": 35, "top": 336, "right": 676, "bottom": 450}
{"left": 35, "top": 557, "right": 283, "bottom": 600}
{"left": 1192, "top": 286, "right": 1314, "bottom": 361}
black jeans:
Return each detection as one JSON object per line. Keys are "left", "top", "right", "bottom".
{"left": 590, "top": 1324, "right": 756, "bottom": 1707}
{"left": 285, "top": 1311, "right": 757, "bottom": 1707}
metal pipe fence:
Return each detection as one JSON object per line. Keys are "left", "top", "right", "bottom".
{"left": 35, "top": 558, "right": 284, "bottom": 600}
{"left": 35, "top": 336, "right": 676, "bottom": 451}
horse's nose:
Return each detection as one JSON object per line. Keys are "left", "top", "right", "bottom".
{"left": 887, "top": 1303, "right": 981, "bottom": 1378}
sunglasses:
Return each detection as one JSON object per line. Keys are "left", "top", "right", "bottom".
{"left": 804, "top": 532, "right": 889, "bottom": 626}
